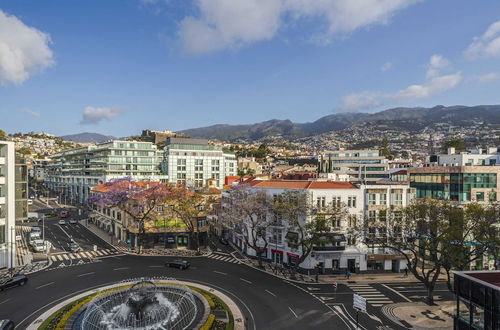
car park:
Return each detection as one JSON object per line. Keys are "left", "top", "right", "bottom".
{"left": 0, "top": 319, "right": 15, "bottom": 330}
{"left": 58, "top": 219, "right": 66, "bottom": 225}
{"left": 0, "top": 273, "right": 28, "bottom": 291}
{"left": 165, "top": 259, "right": 190, "bottom": 270}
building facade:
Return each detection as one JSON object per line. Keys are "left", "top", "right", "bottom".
{"left": 453, "top": 270, "right": 499, "bottom": 330}
{"left": 409, "top": 166, "right": 499, "bottom": 203}
{"left": 162, "top": 138, "right": 237, "bottom": 189}
{"left": 429, "top": 147, "right": 500, "bottom": 166}
{"left": 46, "top": 140, "right": 167, "bottom": 204}
{"left": 0, "top": 141, "right": 16, "bottom": 269}
{"left": 318, "top": 149, "right": 390, "bottom": 184}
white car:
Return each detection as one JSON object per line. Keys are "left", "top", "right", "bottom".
{"left": 58, "top": 219, "right": 66, "bottom": 225}
{"left": 27, "top": 199, "right": 33, "bottom": 205}
{"left": 31, "top": 239, "right": 46, "bottom": 252}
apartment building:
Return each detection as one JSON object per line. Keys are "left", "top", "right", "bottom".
{"left": 46, "top": 140, "right": 167, "bottom": 203}
{"left": 162, "top": 138, "right": 237, "bottom": 189}
{"left": 318, "top": 149, "right": 390, "bottom": 184}
{"left": 0, "top": 141, "right": 16, "bottom": 269}
{"left": 428, "top": 147, "right": 500, "bottom": 166}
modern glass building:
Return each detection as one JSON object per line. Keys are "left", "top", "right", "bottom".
{"left": 409, "top": 166, "right": 499, "bottom": 203}
{"left": 454, "top": 270, "right": 499, "bottom": 330}
{"left": 46, "top": 140, "right": 167, "bottom": 203}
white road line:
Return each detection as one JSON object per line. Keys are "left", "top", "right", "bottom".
{"left": 83, "top": 252, "right": 93, "bottom": 258}
{"left": 381, "top": 284, "right": 412, "bottom": 302}
{"left": 265, "top": 289, "right": 276, "bottom": 297}
{"left": 95, "top": 250, "right": 104, "bottom": 256}
{"left": 361, "top": 294, "right": 386, "bottom": 297}
{"left": 62, "top": 254, "right": 69, "bottom": 260}
{"left": 50, "top": 256, "right": 57, "bottom": 261}
{"left": 240, "top": 278, "right": 252, "bottom": 284}
{"left": 77, "top": 272, "right": 95, "bottom": 277}
{"left": 213, "top": 270, "right": 227, "bottom": 275}
{"left": 288, "top": 307, "right": 298, "bottom": 318}
{"left": 0, "top": 298, "right": 11, "bottom": 305}
{"left": 35, "top": 282, "right": 55, "bottom": 290}
{"left": 113, "top": 267, "right": 129, "bottom": 271}
{"left": 56, "top": 255, "right": 63, "bottom": 261}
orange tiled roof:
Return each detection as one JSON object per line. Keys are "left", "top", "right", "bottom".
{"left": 249, "top": 180, "right": 357, "bottom": 190}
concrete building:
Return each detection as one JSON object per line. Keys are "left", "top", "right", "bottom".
{"left": 162, "top": 138, "right": 237, "bottom": 189}
{"left": 0, "top": 141, "right": 16, "bottom": 269}
{"left": 141, "top": 129, "right": 183, "bottom": 145}
{"left": 46, "top": 140, "right": 167, "bottom": 204}
{"left": 318, "top": 149, "right": 390, "bottom": 184}
{"left": 237, "top": 157, "right": 261, "bottom": 175}
{"left": 428, "top": 147, "right": 500, "bottom": 166}
{"left": 409, "top": 166, "right": 499, "bottom": 203}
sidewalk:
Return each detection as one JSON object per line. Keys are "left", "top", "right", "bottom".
{"left": 381, "top": 301, "right": 454, "bottom": 329}
{"left": 0, "top": 260, "right": 50, "bottom": 280}
{"left": 83, "top": 221, "right": 211, "bottom": 257}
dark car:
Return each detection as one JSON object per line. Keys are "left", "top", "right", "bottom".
{"left": 165, "top": 259, "right": 190, "bottom": 270}
{"left": 0, "top": 320, "right": 15, "bottom": 330}
{"left": 0, "top": 274, "right": 28, "bottom": 291}
{"left": 67, "top": 241, "right": 82, "bottom": 253}
{"left": 219, "top": 237, "right": 229, "bottom": 245}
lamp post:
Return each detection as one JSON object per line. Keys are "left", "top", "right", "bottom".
{"left": 10, "top": 226, "right": 15, "bottom": 277}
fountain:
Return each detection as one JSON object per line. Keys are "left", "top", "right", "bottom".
{"left": 75, "top": 278, "right": 204, "bottom": 330}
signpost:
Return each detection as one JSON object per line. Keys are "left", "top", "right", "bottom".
{"left": 353, "top": 294, "right": 366, "bottom": 329}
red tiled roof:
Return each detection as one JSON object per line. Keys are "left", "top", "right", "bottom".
{"left": 249, "top": 180, "right": 357, "bottom": 190}
{"left": 392, "top": 170, "right": 408, "bottom": 175}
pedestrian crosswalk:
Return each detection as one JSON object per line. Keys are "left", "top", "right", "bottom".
{"left": 347, "top": 283, "right": 394, "bottom": 307}
{"left": 50, "top": 249, "right": 117, "bottom": 262}
{"left": 206, "top": 253, "right": 240, "bottom": 264}
{"left": 15, "top": 225, "right": 33, "bottom": 267}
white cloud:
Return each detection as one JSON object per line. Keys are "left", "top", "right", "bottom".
{"left": 22, "top": 109, "right": 40, "bottom": 117}
{"left": 426, "top": 54, "right": 449, "bottom": 78}
{"left": 80, "top": 107, "right": 120, "bottom": 125}
{"left": 465, "top": 21, "right": 500, "bottom": 59}
{"left": 471, "top": 72, "right": 499, "bottom": 84}
{"left": 341, "top": 72, "right": 462, "bottom": 111}
{"left": 380, "top": 62, "right": 392, "bottom": 72}
{"left": 0, "top": 10, "right": 54, "bottom": 86}
{"left": 178, "top": 0, "right": 421, "bottom": 54}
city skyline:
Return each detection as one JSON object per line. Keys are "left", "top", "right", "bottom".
{"left": 1, "top": 0, "right": 500, "bottom": 137}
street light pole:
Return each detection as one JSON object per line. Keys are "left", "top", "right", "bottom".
{"left": 10, "top": 226, "right": 15, "bottom": 277}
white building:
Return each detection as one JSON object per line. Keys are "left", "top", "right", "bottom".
{"left": 224, "top": 179, "right": 414, "bottom": 274}
{"left": 162, "top": 138, "right": 237, "bottom": 189}
{"left": 0, "top": 141, "right": 16, "bottom": 269}
{"left": 46, "top": 140, "right": 167, "bottom": 204}
{"left": 428, "top": 147, "right": 500, "bottom": 166}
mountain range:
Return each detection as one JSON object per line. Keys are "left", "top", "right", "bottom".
{"left": 179, "top": 105, "right": 500, "bottom": 141}
{"left": 60, "top": 132, "right": 116, "bottom": 143}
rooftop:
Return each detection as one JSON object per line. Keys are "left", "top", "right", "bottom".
{"left": 249, "top": 180, "right": 357, "bottom": 190}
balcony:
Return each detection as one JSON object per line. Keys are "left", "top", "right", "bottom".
{"left": 313, "top": 245, "right": 346, "bottom": 252}
{"left": 0, "top": 157, "right": 4, "bottom": 165}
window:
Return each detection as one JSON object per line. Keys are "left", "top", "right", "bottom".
{"left": 195, "top": 173, "right": 203, "bottom": 179}
{"left": 332, "top": 216, "right": 341, "bottom": 228}
{"left": 177, "top": 173, "right": 186, "bottom": 179}
{"left": 393, "top": 211, "right": 403, "bottom": 222}
{"left": 195, "top": 159, "right": 203, "bottom": 172}
{"left": 316, "top": 196, "right": 326, "bottom": 208}
{"left": 368, "top": 193, "right": 376, "bottom": 205}
{"left": 157, "top": 206, "right": 163, "bottom": 212}
{"left": 332, "top": 196, "right": 341, "bottom": 207}
{"left": 177, "top": 159, "right": 186, "bottom": 171}
{"left": 392, "top": 193, "right": 403, "bottom": 205}
{"left": 348, "top": 215, "right": 357, "bottom": 227}
{"left": 380, "top": 193, "right": 387, "bottom": 205}
{"left": 348, "top": 196, "right": 356, "bottom": 208}
{"left": 368, "top": 210, "right": 376, "bottom": 222}
{"left": 378, "top": 210, "right": 387, "bottom": 222}
{"left": 476, "top": 192, "right": 484, "bottom": 201}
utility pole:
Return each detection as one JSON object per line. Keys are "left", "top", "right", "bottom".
{"left": 10, "top": 226, "right": 15, "bottom": 277}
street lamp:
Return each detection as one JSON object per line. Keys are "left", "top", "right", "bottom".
{"left": 10, "top": 226, "right": 15, "bottom": 277}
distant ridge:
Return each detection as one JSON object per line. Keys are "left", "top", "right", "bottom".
{"left": 60, "top": 132, "right": 116, "bottom": 143}
{"left": 179, "top": 105, "right": 500, "bottom": 141}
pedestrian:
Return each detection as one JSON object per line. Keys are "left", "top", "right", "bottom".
{"left": 347, "top": 271, "right": 351, "bottom": 280}
{"left": 344, "top": 270, "right": 348, "bottom": 279}
{"left": 404, "top": 268, "right": 408, "bottom": 277}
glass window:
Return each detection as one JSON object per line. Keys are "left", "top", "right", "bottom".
{"left": 369, "top": 193, "right": 376, "bottom": 205}
{"left": 348, "top": 196, "right": 356, "bottom": 208}
{"left": 476, "top": 192, "right": 485, "bottom": 202}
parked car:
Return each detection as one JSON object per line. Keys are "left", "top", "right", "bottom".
{"left": 58, "top": 219, "right": 66, "bottom": 225}
{"left": 69, "top": 219, "right": 77, "bottom": 224}
{"left": 59, "top": 211, "right": 69, "bottom": 218}
{"left": 0, "top": 273, "right": 28, "bottom": 291}
{"left": 28, "top": 216, "right": 38, "bottom": 222}
{"left": 31, "top": 226, "right": 41, "bottom": 233}
{"left": 28, "top": 231, "right": 41, "bottom": 242}
{"left": 27, "top": 199, "right": 33, "bottom": 205}
{"left": 0, "top": 319, "right": 15, "bottom": 330}
{"left": 67, "top": 241, "right": 81, "bottom": 253}
{"left": 165, "top": 259, "right": 190, "bottom": 270}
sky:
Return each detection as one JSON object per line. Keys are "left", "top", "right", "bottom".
{"left": 1, "top": 0, "right": 500, "bottom": 137}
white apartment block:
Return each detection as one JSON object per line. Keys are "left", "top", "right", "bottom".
{"left": 224, "top": 180, "right": 414, "bottom": 274}
{"left": 162, "top": 138, "right": 237, "bottom": 189}
{"left": 0, "top": 141, "right": 16, "bottom": 269}
{"left": 46, "top": 140, "right": 167, "bottom": 204}
{"left": 428, "top": 147, "right": 500, "bottom": 166}
{"left": 318, "top": 149, "right": 390, "bottom": 184}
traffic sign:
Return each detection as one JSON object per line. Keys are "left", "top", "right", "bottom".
{"left": 353, "top": 294, "right": 366, "bottom": 312}
{"left": 332, "top": 282, "right": 337, "bottom": 289}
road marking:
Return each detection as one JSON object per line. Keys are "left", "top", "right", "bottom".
{"left": 381, "top": 284, "right": 412, "bottom": 302}
{"left": 213, "top": 270, "right": 227, "bottom": 275}
{"left": 95, "top": 250, "right": 104, "bottom": 256}
{"left": 360, "top": 294, "right": 385, "bottom": 297}
{"left": 307, "top": 287, "right": 321, "bottom": 291}
{"left": 77, "top": 272, "right": 95, "bottom": 277}
{"left": 288, "top": 306, "right": 298, "bottom": 318}
{"left": 35, "top": 282, "right": 55, "bottom": 290}
{"left": 240, "top": 278, "right": 252, "bottom": 284}
{"left": 62, "top": 254, "right": 69, "bottom": 260}
{"left": 0, "top": 298, "right": 11, "bottom": 305}
{"left": 265, "top": 289, "right": 276, "bottom": 297}
{"left": 113, "top": 267, "right": 129, "bottom": 271}
{"left": 56, "top": 255, "right": 63, "bottom": 261}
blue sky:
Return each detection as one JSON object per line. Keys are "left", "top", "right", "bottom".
{"left": 1, "top": 0, "right": 500, "bottom": 137}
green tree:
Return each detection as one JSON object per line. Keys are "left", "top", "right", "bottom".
{"left": 0, "top": 129, "right": 6, "bottom": 139}
{"left": 379, "top": 136, "right": 393, "bottom": 160}
{"left": 442, "top": 139, "right": 466, "bottom": 153}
